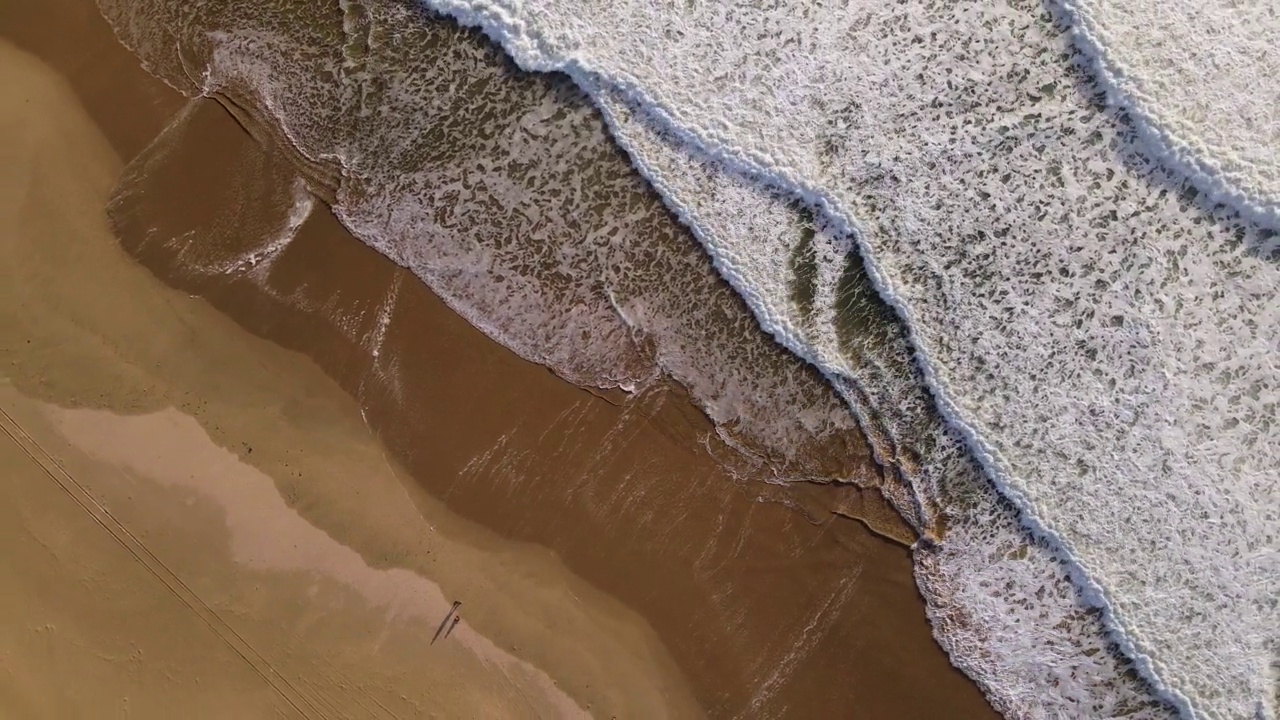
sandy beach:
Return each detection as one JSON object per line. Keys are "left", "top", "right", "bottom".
{"left": 1, "top": 2, "right": 999, "bottom": 717}
{"left": 1, "top": 35, "right": 698, "bottom": 717}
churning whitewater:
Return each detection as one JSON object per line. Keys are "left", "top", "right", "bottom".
{"left": 94, "top": 0, "right": 1277, "bottom": 717}
{"left": 411, "top": 0, "right": 1280, "bottom": 718}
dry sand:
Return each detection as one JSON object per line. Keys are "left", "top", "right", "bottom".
{"left": 1, "top": 2, "right": 1001, "bottom": 718}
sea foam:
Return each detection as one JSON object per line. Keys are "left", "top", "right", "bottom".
{"left": 594, "top": 86, "right": 1178, "bottom": 718}
{"left": 94, "top": 0, "right": 1279, "bottom": 716}
{"left": 406, "top": 0, "right": 1280, "bottom": 717}
{"left": 1058, "top": 0, "right": 1280, "bottom": 229}
{"left": 95, "top": 0, "right": 877, "bottom": 488}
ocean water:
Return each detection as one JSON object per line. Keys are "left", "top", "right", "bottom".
{"left": 99, "top": 0, "right": 876, "bottom": 484}
{"left": 93, "top": 0, "right": 1277, "bottom": 718}
{"left": 1059, "top": 0, "right": 1280, "bottom": 228}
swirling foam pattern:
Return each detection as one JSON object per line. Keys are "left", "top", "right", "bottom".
{"left": 1060, "top": 0, "right": 1280, "bottom": 228}
{"left": 415, "top": 0, "right": 1280, "bottom": 717}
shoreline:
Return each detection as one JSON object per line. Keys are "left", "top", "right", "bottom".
{"left": 2, "top": 2, "right": 1000, "bottom": 717}
{"left": 1, "top": 37, "right": 694, "bottom": 716}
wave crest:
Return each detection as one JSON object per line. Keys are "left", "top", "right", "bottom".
{"left": 1059, "top": 0, "right": 1280, "bottom": 230}
{"left": 404, "top": 0, "right": 1280, "bottom": 717}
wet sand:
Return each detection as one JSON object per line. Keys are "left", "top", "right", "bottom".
{"left": 1, "top": 37, "right": 691, "bottom": 717}
{"left": 1, "top": 2, "right": 1000, "bottom": 718}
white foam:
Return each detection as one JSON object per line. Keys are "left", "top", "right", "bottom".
{"left": 97, "top": 0, "right": 870, "bottom": 484}
{"left": 410, "top": 0, "right": 1280, "bottom": 717}
{"left": 1056, "top": 0, "right": 1280, "bottom": 229}
{"left": 96, "top": 0, "right": 1280, "bottom": 714}
{"left": 594, "top": 85, "right": 1175, "bottom": 718}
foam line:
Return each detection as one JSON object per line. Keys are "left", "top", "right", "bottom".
{"left": 413, "top": 1, "right": 1280, "bottom": 717}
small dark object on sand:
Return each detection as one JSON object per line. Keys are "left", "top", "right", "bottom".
{"left": 431, "top": 600, "right": 462, "bottom": 645}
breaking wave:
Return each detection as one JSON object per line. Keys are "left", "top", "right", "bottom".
{"left": 95, "top": 0, "right": 1279, "bottom": 716}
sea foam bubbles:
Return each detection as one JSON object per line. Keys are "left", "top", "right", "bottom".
{"left": 409, "top": 0, "right": 1280, "bottom": 717}
{"left": 95, "top": 0, "right": 1280, "bottom": 715}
